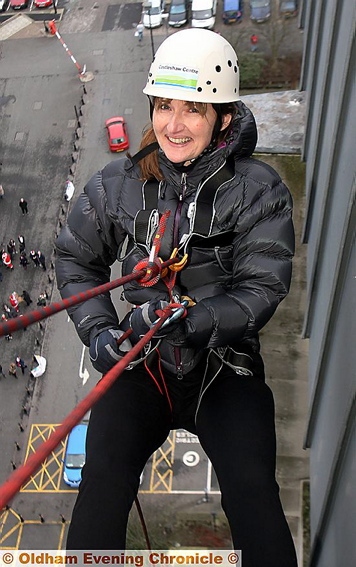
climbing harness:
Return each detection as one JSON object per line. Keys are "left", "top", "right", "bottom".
{"left": 133, "top": 155, "right": 236, "bottom": 255}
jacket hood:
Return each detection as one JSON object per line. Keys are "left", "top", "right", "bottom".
{"left": 224, "top": 100, "right": 258, "bottom": 159}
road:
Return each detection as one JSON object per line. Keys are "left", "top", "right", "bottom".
{"left": 0, "top": 0, "right": 307, "bottom": 556}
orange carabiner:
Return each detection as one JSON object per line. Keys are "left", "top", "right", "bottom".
{"left": 168, "top": 248, "right": 188, "bottom": 272}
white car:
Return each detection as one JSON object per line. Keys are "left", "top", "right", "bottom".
{"left": 191, "top": 0, "right": 217, "bottom": 30}
{"left": 143, "top": 0, "right": 163, "bottom": 28}
{"left": 0, "top": 0, "right": 10, "bottom": 12}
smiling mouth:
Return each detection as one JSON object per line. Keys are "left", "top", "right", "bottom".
{"left": 167, "top": 136, "right": 191, "bottom": 144}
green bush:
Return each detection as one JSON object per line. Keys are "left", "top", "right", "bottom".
{"left": 239, "top": 53, "right": 267, "bottom": 89}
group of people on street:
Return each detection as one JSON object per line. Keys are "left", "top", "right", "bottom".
{"left": 2, "top": 290, "right": 30, "bottom": 340}
{"left": 0, "top": 357, "right": 27, "bottom": 379}
{"left": 1, "top": 287, "right": 47, "bottom": 344}
{"left": 1, "top": 235, "right": 47, "bottom": 273}
{"left": 1, "top": 191, "right": 49, "bottom": 374}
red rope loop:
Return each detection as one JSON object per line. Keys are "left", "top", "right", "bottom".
{"left": 133, "top": 257, "right": 163, "bottom": 286}
{"left": 132, "top": 209, "right": 172, "bottom": 287}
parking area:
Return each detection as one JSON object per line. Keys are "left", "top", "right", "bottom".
{"left": 1, "top": 0, "right": 303, "bottom": 58}
{"left": 0, "top": 426, "right": 218, "bottom": 549}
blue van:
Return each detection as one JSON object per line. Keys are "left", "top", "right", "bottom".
{"left": 223, "top": 0, "right": 243, "bottom": 24}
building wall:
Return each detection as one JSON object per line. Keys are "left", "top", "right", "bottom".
{"left": 300, "top": 0, "right": 356, "bottom": 566}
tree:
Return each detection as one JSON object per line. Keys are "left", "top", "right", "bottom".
{"left": 256, "top": 17, "right": 289, "bottom": 69}
{"left": 239, "top": 53, "right": 267, "bottom": 89}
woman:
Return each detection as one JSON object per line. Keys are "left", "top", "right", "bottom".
{"left": 56, "top": 29, "right": 297, "bottom": 566}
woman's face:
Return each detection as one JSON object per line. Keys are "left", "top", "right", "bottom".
{"left": 152, "top": 99, "right": 219, "bottom": 164}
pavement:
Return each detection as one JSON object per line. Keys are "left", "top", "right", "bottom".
{"left": 0, "top": 3, "right": 309, "bottom": 564}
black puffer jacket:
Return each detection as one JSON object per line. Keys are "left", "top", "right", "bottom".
{"left": 55, "top": 102, "right": 294, "bottom": 375}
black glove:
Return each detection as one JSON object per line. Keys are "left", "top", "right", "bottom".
{"left": 129, "top": 299, "right": 176, "bottom": 344}
{"left": 89, "top": 328, "right": 132, "bottom": 374}
{"left": 163, "top": 320, "right": 188, "bottom": 346}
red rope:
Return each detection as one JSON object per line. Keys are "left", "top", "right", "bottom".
{"left": 0, "top": 257, "right": 178, "bottom": 337}
{"left": 0, "top": 308, "right": 174, "bottom": 510}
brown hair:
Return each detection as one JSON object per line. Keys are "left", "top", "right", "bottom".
{"left": 138, "top": 98, "right": 237, "bottom": 180}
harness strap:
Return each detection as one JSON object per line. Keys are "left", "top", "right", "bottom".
{"left": 134, "top": 180, "right": 160, "bottom": 250}
{"left": 192, "top": 155, "right": 235, "bottom": 236}
{"left": 213, "top": 346, "right": 253, "bottom": 376}
{"left": 128, "top": 142, "right": 159, "bottom": 168}
{"left": 134, "top": 155, "right": 236, "bottom": 250}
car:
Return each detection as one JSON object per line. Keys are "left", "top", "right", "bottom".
{"left": 168, "top": 0, "right": 188, "bottom": 27}
{"left": 105, "top": 116, "right": 130, "bottom": 152}
{"left": 34, "top": 0, "right": 53, "bottom": 8}
{"left": 279, "top": 0, "right": 297, "bottom": 17}
{"left": 191, "top": 0, "right": 217, "bottom": 30}
{"left": 222, "top": 0, "right": 243, "bottom": 24}
{"left": 10, "top": 0, "right": 29, "bottom": 9}
{"left": 63, "top": 419, "right": 88, "bottom": 488}
{"left": 249, "top": 0, "right": 271, "bottom": 23}
{"left": 142, "top": 0, "right": 163, "bottom": 28}
{"left": 0, "top": 0, "right": 10, "bottom": 13}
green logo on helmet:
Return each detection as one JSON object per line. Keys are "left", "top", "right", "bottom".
{"left": 155, "top": 65, "right": 199, "bottom": 91}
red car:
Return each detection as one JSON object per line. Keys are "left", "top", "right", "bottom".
{"left": 10, "top": 0, "right": 29, "bottom": 9}
{"left": 34, "top": 0, "right": 53, "bottom": 7}
{"left": 105, "top": 117, "right": 129, "bottom": 152}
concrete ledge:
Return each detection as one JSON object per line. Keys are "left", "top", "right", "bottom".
{"left": 241, "top": 90, "right": 305, "bottom": 154}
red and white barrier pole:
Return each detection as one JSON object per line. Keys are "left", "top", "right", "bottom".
{"left": 47, "top": 19, "right": 92, "bottom": 82}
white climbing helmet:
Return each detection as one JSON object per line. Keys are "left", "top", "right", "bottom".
{"left": 143, "top": 28, "right": 239, "bottom": 103}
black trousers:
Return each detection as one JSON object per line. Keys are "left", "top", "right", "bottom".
{"left": 67, "top": 356, "right": 297, "bottom": 567}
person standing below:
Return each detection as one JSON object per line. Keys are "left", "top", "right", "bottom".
{"left": 9, "top": 292, "right": 20, "bottom": 313}
{"left": 19, "top": 252, "right": 29, "bottom": 270}
{"left": 1, "top": 314, "right": 13, "bottom": 341}
{"left": 56, "top": 29, "right": 297, "bottom": 566}
{"left": 250, "top": 33, "right": 258, "bottom": 52}
{"left": 136, "top": 20, "right": 144, "bottom": 42}
{"left": 29, "top": 250, "right": 40, "bottom": 267}
{"left": 37, "top": 250, "right": 46, "bottom": 271}
{"left": 16, "top": 357, "right": 27, "bottom": 375}
{"left": 7, "top": 239, "right": 17, "bottom": 260}
{"left": 0, "top": 364, "right": 6, "bottom": 378}
{"left": 19, "top": 198, "right": 28, "bottom": 215}
{"left": 22, "top": 290, "right": 32, "bottom": 306}
{"left": 8, "top": 362, "right": 17, "bottom": 378}
{"left": 2, "top": 250, "right": 13, "bottom": 270}
{"left": 18, "top": 235, "right": 26, "bottom": 253}
{"left": 37, "top": 292, "right": 48, "bottom": 306}
{"left": 0, "top": 184, "right": 4, "bottom": 199}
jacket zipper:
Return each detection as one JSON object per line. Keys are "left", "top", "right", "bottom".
{"left": 173, "top": 173, "right": 187, "bottom": 380}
